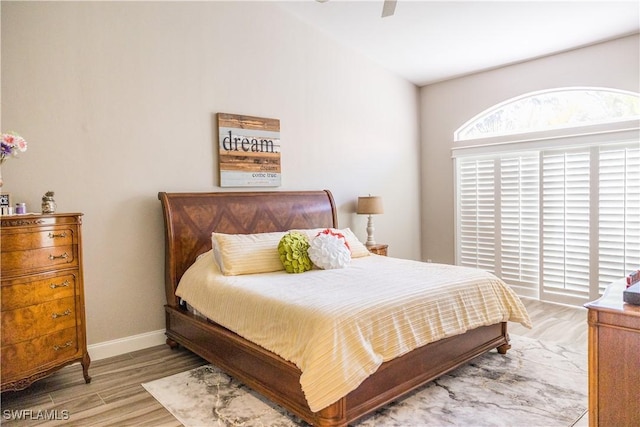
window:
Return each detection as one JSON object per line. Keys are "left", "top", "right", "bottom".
{"left": 456, "top": 87, "right": 640, "bottom": 141}
{"left": 454, "top": 88, "right": 640, "bottom": 305}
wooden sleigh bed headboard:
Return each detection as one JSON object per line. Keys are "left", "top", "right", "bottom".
{"left": 157, "top": 190, "right": 337, "bottom": 308}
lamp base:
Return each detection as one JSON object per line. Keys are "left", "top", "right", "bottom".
{"left": 365, "top": 214, "right": 376, "bottom": 246}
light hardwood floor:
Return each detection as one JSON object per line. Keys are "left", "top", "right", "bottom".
{"left": 1, "top": 298, "right": 588, "bottom": 426}
{"left": 511, "top": 297, "right": 588, "bottom": 353}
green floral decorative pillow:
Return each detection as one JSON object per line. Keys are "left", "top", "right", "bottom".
{"left": 278, "top": 232, "right": 312, "bottom": 273}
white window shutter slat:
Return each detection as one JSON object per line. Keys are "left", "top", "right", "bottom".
{"left": 499, "top": 154, "right": 539, "bottom": 295}
{"left": 541, "top": 150, "right": 591, "bottom": 302}
{"left": 457, "top": 158, "right": 496, "bottom": 273}
{"left": 598, "top": 144, "right": 640, "bottom": 292}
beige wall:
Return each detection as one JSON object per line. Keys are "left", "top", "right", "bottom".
{"left": 420, "top": 34, "right": 640, "bottom": 264}
{"left": 1, "top": 2, "right": 421, "bottom": 346}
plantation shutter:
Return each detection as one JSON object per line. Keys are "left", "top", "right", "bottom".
{"left": 499, "top": 154, "right": 539, "bottom": 297}
{"left": 455, "top": 140, "right": 638, "bottom": 305}
{"left": 541, "top": 149, "right": 591, "bottom": 303}
{"left": 598, "top": 143, "right": 640, "bottom": 293}
{"left": 457, "top": 158, "right": 496, "bottom": 273}
{"left": 453, "top": 88, "right": 639, "bottom": 306}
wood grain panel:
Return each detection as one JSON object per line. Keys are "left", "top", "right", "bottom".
{"left": 218, "top": 113, "right": 280, "bottom": 132}
{"left": 218, "top": 151, "right": 281, "bottom": 172}
{"left": 595, "top": 326, "right": 640, "bottom": 426}
{"left": 158, "top": 190, "right": 337, "bottom": 308}
{"left": 1, "top": 272, "right": 77, "bottom": 311}
{"left": 1, "top": 245, "right": 77, "bottom": 276}
{"left": 0, "top": 227, "right": 75, "bottom": 252}
{"left": 1, "top": 327, "right": 79, "bottom": 381}
{"left": 1, "top": 297, "right": 77, "bottom": 346}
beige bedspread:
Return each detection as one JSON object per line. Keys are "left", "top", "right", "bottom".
{"left": 176, "top": 252, "right": 531, "bottom": 412}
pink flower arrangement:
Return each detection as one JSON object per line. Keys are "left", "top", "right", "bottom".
{"left": 1, "top": 132, "right": 28, "bottom": 164}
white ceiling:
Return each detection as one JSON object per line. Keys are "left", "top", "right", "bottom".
{"left": 277, "top": 1, "right": 640, "bottom": 86}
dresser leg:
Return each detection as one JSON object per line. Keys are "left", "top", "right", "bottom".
{"left": 82, "top": 353, "right": 92, "bottom": 383}
{"left": 166, "top": 337, "right": 179, "bottom": 349}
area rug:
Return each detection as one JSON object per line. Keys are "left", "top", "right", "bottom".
{"left": 142, "top": 335, "right": 587, "bottom": 426}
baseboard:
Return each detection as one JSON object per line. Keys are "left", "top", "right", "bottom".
{"left": 88, "top": 329, "right": 167, "bottom": 361}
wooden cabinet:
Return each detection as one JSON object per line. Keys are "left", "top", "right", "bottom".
{"left": 366, "top": 244, "right": 388, "bottom": 256}
{"left": 1, "top": 213, "right": 90, "bottom": 391}
{"left": 584, "top": 279, "right": 640, "bottom": 427}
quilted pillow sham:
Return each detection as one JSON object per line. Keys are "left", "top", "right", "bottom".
{"left": 211, "top": 231, "right": 285, "bottom": 276}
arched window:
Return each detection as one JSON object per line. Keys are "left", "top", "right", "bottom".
{"left": 454, "top": 87, "right": 640, "bottom": 306}
{"left": 456, "top": 87, "right": 640, "bottom": 141}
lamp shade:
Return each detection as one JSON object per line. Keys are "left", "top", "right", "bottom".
{"left": 357, "top": 196, "right": 384, "bottom": 215}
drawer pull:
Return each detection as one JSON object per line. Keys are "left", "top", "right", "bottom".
{"left": 52, "top": 309, "right": 72, "bottom": 319}
{"left": 48, "top": 232, "right": 67, "bottom": 239}
{"left": 49, "top": 252, "right": 69, "bottom": 261}
{"left": 50, "top": 280, "right": 70, "bottom": 289}
{"left": 53, "top": 341, "right": 73, "bottom": 351}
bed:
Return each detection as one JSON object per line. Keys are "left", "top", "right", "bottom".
{"left": 158, "top": 190, "right": 530, "bottom": 426}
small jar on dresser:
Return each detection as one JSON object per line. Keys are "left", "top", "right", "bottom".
{"left": 1, "top": 213, "right": 91, "bottom": 391}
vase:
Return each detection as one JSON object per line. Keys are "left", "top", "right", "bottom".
{"left": 42, "top": 191, "right": 57, "bottom": 214}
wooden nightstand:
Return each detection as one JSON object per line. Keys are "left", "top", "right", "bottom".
{"left": 366, "top": 244, "right": 388, "bottom": 256}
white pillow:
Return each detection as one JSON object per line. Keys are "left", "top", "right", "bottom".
{"left": 308, "top": 232, "right": 351, "bottom": 269}
{"left": 211, "top": 231, "right": 285, "bottom": 276}
{"left": 292, "top": 228, "right": 370, "bottom": 258}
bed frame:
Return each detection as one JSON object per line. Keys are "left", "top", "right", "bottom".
{"left": 158, "top": 190, "right": 510, "bottom": 426}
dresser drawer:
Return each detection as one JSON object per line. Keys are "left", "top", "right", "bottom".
{"left": 1, "top": 245, "right": 77, "bottom": 276}
{"left": 1, "top": 272, "right": 77, "bottom": 311}
{"left": 0, "top": 227, "right": 76, "bottom": 252}
{"left": 1, "top": 327, "right": 79, "bottom": 382}
{"left": 1, "top": 297, "right": 77, "bottom": 346}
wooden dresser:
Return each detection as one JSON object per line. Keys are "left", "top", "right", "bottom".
{"left": 584, "top": 279, "right": 640, "bottom": 427}
{"left": 1, "top": 213, "right": 91, "bottom": 391}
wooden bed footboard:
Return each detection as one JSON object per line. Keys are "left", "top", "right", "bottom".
{"left": 166, "top": 305, "right": 509, "bottom": 426}
{"left": 158, "top": 190, "right": 510, "bottom": 426}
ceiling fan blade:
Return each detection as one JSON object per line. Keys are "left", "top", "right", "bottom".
{"left": 381, "top": 0, "right": 397, "bottom": 17}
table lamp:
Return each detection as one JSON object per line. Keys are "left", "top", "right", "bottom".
{"left": 356, "top": 196, "right": 384, "bottom": 246}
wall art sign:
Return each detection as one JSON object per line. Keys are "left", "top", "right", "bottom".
{"left": 217, "top": 113, "right": 281, "bottom": 187}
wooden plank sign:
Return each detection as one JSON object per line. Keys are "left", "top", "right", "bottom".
{"left": 217, "top": 113, "right": 281, "bottom": 187}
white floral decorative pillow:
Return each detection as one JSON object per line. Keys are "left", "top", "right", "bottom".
{"left": 308, "top": 229, "right": 351, "bottom": 270}
{"left": 292, "top": 227, "right": 370, "bottom": 258}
